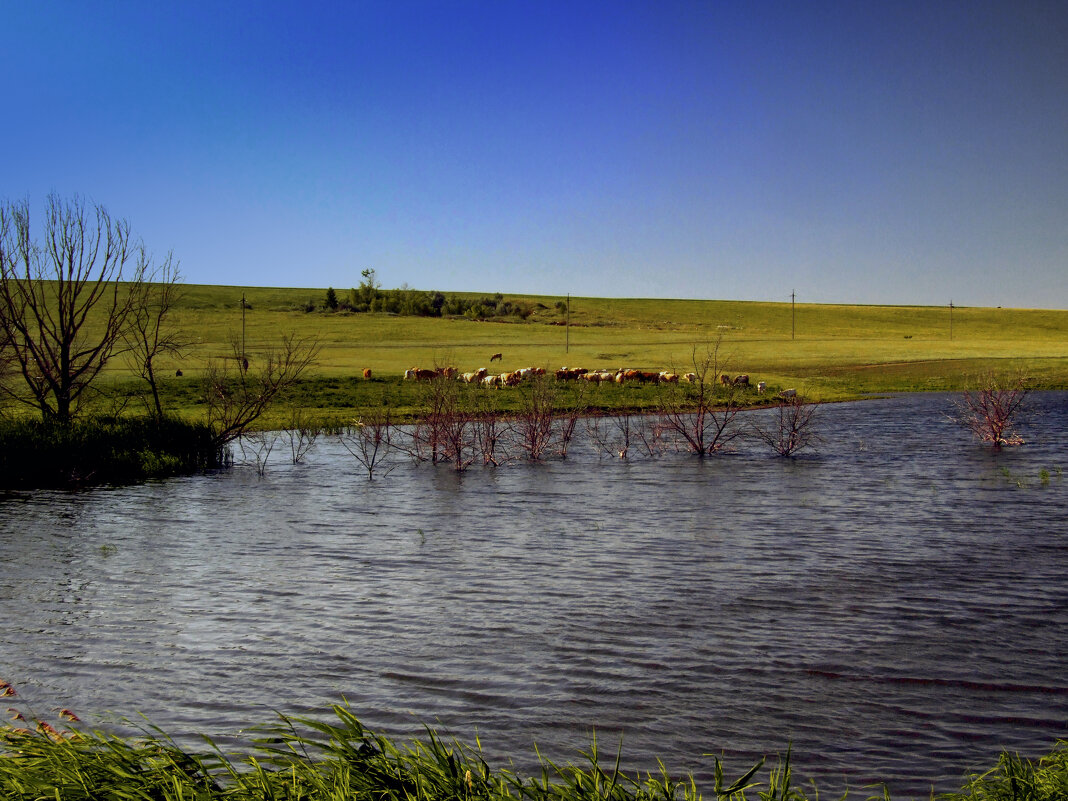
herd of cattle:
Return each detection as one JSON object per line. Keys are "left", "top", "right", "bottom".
{"left": 399, "top": 364, "right": 795, "bottom": 396}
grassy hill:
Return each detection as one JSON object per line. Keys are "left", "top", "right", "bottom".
{"left": 67, "top": 284, "right": 1068, "bottom": 425}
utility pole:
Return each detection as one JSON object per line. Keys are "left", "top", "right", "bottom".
{"left": 949, "top": 300, "right": 954, "bottom": 341}
{"left": 791, "top": 289, "right": 796, "bottom": 340}
{"left": 565, "top": 293, "right": 570, "bottom": 354}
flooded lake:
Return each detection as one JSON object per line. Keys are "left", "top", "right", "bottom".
{"left": 2, "top": 393, "right": 1066, "bottom": 796}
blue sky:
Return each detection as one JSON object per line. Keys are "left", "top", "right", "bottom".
{"left": 4, "top": 1, "right": 1066, "bottom": 307}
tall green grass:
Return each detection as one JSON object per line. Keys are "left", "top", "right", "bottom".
{"left": 0, "top": 415, "right": 223, "bottom": 487}
{"left": 1, "top": 703, "right": 1065, "bottom": 800}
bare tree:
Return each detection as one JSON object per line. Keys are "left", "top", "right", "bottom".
{"left": 408, "top": 374, "right": 470, "bottom": 466}
{"left": 512, "top": 374, "right": 559, "bottom": 461}
{"left": 656, "top": 341, "right": 745, "bottom": 455}
{"left": 752, "top": 393, "right": 821, "bottom": 457}
{"left": 124, "top": 254, "right": 185, "bottom": 418}
{"left": 555, "top": 380, "right": 588, "bottom": 457}
{"left": 338, "top": 405, "right": 396, "bottom": 480}
{"left": 239, "top": 430, "right": 280, "bottom": 476}
{"left": 283, "top": 408, "right": 325, "bottom": 464}
{"left": 585, "top": 412, "right": 635, "bottom": 459}
{"left": 204, "top": 333, "right": 319, "bottom": 448}
{"left": 471, "top": 384, "right": 511, "bottom": 466}
{"left": 0, "top": 194, "right": 151, "bottom": 422}
{"left": 952, "top": 374, "right": 1030, "bottom": 448}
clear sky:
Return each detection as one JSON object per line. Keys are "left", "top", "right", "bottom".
{"left": 4, "top": 1, "right": 1066, "bottom": 308}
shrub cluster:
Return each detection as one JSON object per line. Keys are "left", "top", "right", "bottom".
{"left": 319, "top": 286, "right": 534, "bottom": 320}
{"left": 0, "top": 416, "right": 224, "bottom": 488}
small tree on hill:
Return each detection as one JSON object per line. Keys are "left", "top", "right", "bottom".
{"left": 325, "top": 287, "right": 339, "bottom": 311}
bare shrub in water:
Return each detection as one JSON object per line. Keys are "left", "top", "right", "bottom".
{"left": 556, "top": 380, "right": 589, "bottom": 457}
{"left": 239, "top": 430, "right": 279, "bottom": 476}
{"left": 283, "top": 408, "right": 325, "bottom": 464}
{"left": 204, "top": 333, "right": 319, "bottom": 448}
{"left": 339, "top": 405, "right": 396, "bottom": 480}
{"left": 409, "top": 374, "right": 453, "bottom": 464}
{"left": 471, "top": 385, "right": 511, "bottom": 466}
{"left": 952, "top": 373, "right": 1031, "bottom": 448}
{"left": 585, "top": 412, "right": 660, "bottom": 459}
{"left": 512, "top": 374, "right": 560, "bottom": 461}
{"left": 656, "top": 341, "right": 746, "bottom": 455}
{"left": 752, "top": 393, "right": 820, "bottom": 457}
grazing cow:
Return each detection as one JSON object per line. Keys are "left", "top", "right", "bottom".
{"left": 461, "top": 367, "right": 488, "bottom": 383}
{"left": 405, "top": 368, "right": 437, "bottom": 381}
{"left": 733, "top": 374, "right": 750, "bottom": 387}
{"left": 659, "top": 372, "right": 679, "bottom": 383}
{"left": 483, "top": 374, "right": 501, "bottom": 387}
{"left": 555, "top": 368, "right": 587, "bottom": 381}
{"left": 363, "top": 368, "right": 373, "bottom": 379}
{"left": 720, "top": 374, "right": 731, "bottom": 386}
{"left": 757, "top": 381, "right": 766, "bottom": 394}
{"left": 175, "top": 369, "right": 183, "bottom": 377}
{"left": 490, "top": 352, "right": 503, "bottom": 362}
{"left": 779, "top": 388, "right": 797, "bottom": 398}
{"left": 436, "top": 366, "right": 458, "bottom": 379}
{"left": 682, "top": 373, "right": 697, "bottom": 383}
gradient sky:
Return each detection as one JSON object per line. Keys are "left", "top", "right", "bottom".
{"left": 4, "top": 1, "right": 1067, "bottom": 307}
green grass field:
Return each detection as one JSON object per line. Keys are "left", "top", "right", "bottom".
{"left": 61, "top": 284, "right": 1068, "bottom": 425}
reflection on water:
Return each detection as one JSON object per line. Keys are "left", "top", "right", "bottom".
{"left": 2, "top": 393, "right": 1067, "bottom": 796}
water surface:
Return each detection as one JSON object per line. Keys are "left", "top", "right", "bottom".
{"left": 2, "top": 393, "right": 1066, "bottom": 796}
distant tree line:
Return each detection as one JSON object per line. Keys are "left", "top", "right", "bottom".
{"left": 317, "top": 269, "right": 536, "bottom": 320}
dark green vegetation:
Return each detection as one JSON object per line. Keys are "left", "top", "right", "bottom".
{"left": 317, "top": 269, "right": 538, "bottom": 319}
{"left": 0, "top": 416, "right": 223, "bottom": 487}
{"left": 1, "top": 702, "right": 1065, "bottom": 801}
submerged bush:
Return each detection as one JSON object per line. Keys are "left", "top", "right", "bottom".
{"left": 0, "top": 415, "right": 224, "bottom": 488}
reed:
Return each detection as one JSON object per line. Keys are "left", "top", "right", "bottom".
{"left": 1, "top": 698, "right": 1066, "bottom": 800}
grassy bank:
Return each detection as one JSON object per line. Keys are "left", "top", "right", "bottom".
{"left": 0, "top": 416, "right": 223, "bottom": 487}
{"left": 1, "top": 702, "right": 1065, "bottom": 800}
